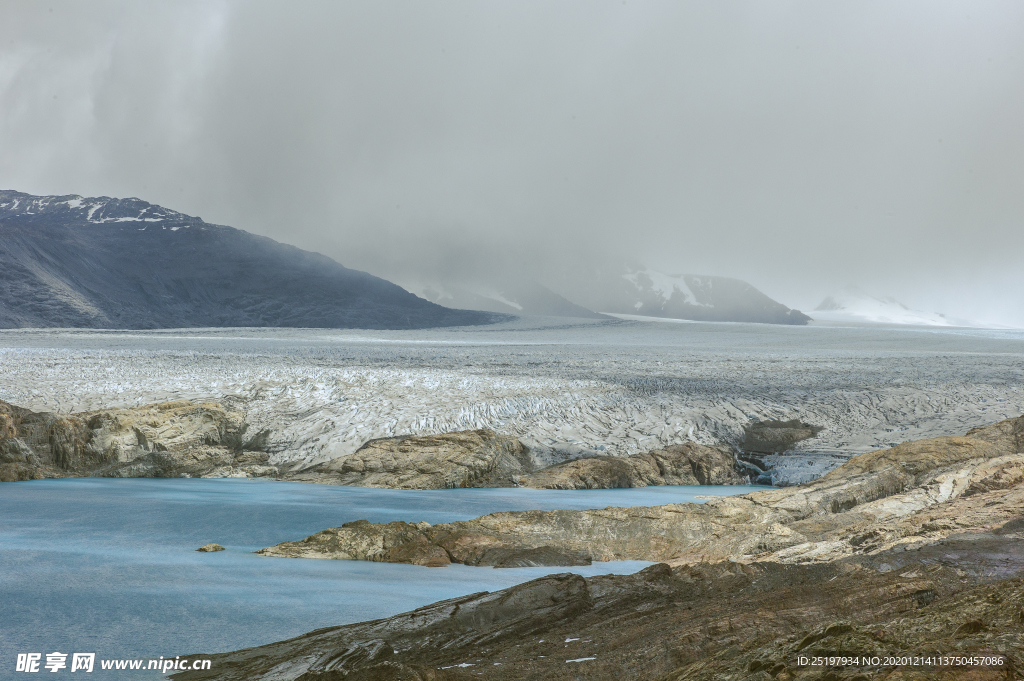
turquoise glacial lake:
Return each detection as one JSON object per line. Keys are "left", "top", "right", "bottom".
{"left": 0, "top": 479, "right": 767, "bottom": 677}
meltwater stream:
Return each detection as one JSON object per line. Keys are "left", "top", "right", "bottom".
{"left": 0, "top": 479, "right": 767, "bottom": 677}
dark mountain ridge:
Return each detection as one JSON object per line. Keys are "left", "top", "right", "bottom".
{"left": 0, "top": 190, "right": 498, "bottom": 329}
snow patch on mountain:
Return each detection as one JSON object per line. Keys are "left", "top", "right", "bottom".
{"left": 623, "top": 269, "right": 707, "bottom": 307}
{"left": 813, "top": 288, "right": 976, "bottom": 327}
{"left": 485, "top": 290, "right": 523, "bottom": 311}
{"left": 0, "top": 190, "right": 190, "bottom": 226}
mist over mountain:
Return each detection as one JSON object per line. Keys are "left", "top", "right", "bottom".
{"left": 416, "top": 281, "right": 607, "bottom": 319}
{"left": 406, "top": 265, "right": 810, "bottom": 325}
{"left": 812, "top": 287, "right": 981, "bottom": 328}
{"left": 2, "top": 4, "right": 1023, "bottom": 327}
{"left": 563, "top": 266, "right": 811, "bottom": 325}
{"left": 0, "top": 190, "right": 497, "bottom": 330}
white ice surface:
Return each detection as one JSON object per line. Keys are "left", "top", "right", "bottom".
{"left": 600, "top": 313, "right": 699, "bottom": 324}
{"left": 1, "top": 319, "right": 1022, "bottom": 479}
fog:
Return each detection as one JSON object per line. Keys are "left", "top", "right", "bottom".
{"left": 2, "top": 1, "right": 1023, "bottom": 325}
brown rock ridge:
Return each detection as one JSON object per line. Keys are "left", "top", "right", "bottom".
{"left": 174, "top": 535, "right": 1024, "bottom": 681}
{"left": 742, "top": 418, "right": 822, "bottom": 454}
{"left": 284, "top": 429, "right": 746, "bottom": 491}
{"left": 284, "top": 429, "right": 534, "bottom": 489}
{"left": 0, "top": 399, "right": 274, "bottom": 481}
{"left": 257, "top": 415, "right": 1024, "bottom": 569}
{"left": 519, "top": 441, "right": 744, "bottom": 489}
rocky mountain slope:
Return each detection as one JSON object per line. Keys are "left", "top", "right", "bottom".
{"left": 0, "top": 190, "right": 496, "bottom": 329}
{"left": 174, "top": 415, "right": 1024, "bottom": 680}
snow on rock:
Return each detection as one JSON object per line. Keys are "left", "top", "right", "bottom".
{"left": 0, "top": 189, "right": 191, "bottom": 225}
{"left": 623, "top": 269, "right": 706, "bottom": 307}
{"left": 813, "top": 287, "right": 976, "bottom": 327}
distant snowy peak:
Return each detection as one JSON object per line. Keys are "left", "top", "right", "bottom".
{"left": 0, "top": 189, "right": 194, "bottom": 226}
{"left": 812, "top": 288, "right": 970, "bottom": 327}
{"left": 605, "top": 267, "right": 810, "bottom": 325}
{"left": 622, "top": 269, "right": 713, "bottom": 310}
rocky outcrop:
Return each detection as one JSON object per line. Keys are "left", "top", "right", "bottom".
{"left": 284, "top": 429, "right": 534, "bottom": 489}
{"left": 738, "top": 418, "right": 825, "bottom": 485}
{"left": 257, "top": 519, "right": 593, "bottom": 568}
{"left": 741, "top": 418, "right": 822, "bottom": 454}
{"left": 520, "top": 442, "right": 743, "bottom": 489}
{"left": 177, "top": 415, "right": 1024, "bottom": 680}
{"left": 176, "top": 536, "right": 1024, "bottom": 681}
{"left": 4, "top": 401, "right": 747, "bottom": 490}
{"left": 196, "top": 544, "right": 225, "bottom": 552}
{"left": 0, "top": 399, "right": 276, "bottom": 481}
{"left": 285, "top": 433, "right": 745, "bottom": 491}
{"left": 258, "top": 415, "right": 1024, "bottom": 569}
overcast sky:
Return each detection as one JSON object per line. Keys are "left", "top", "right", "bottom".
{"left": 2, "top": 1, "right": 1023, "bottom": 325}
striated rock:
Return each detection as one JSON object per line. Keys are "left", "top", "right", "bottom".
{"left": 195, "top": 544, "right": 225, "bottom": 552}
{"left": 0, "top": 399, "right": 278, "bottom": 481}
{"left": 520, "top": 442, "right": 743, "bottom": 489}
{"left": 0, "top": 437, "right": 43, "bottom": 481}
{"left": 285, "top": 429, "right": 534, "bottom": 489}
{"left": 257, "top": 518, "right": 591, "bottom": 568}
{"left": 258, "top": 415, "right": 1024, "bottom": 569}
{"left": 175, "top": 540, "right": 1024, "bottom": 680}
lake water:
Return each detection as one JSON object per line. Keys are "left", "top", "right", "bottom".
{"left": 0, "top": 478, "right": 766, "bottom": 677}
{"left": 2, "top": 320, "right": 1021, "bottom": 677}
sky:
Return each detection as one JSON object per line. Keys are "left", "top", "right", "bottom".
{"left": 2, "top": 1, "right": 1023, "bottom": 326}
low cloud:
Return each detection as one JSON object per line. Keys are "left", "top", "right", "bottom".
{"left": 2, "top": 1, "right": 1023, "bottom": 324}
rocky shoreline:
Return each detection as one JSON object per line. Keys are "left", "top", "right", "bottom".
{"left": 0, "top": 399, "right": 274, "bottom": 482}
{"left": 170, "top": 415, "right": 1024, "bottom": 680}
{"left": 255, "top": 415, "right": 1024, "bottom": 568}
{"left": 175, "top": 546, "right": 1024, "bottom": 681}
{"left": 0, "top": 398, "right": 748, "bottom": 491}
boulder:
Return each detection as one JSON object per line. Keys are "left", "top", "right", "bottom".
{"left": 741, "top": 418, "right": 822, "bottom": 454}
{"left": 195, "top": 544, "right": 225, "bottom": 552}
